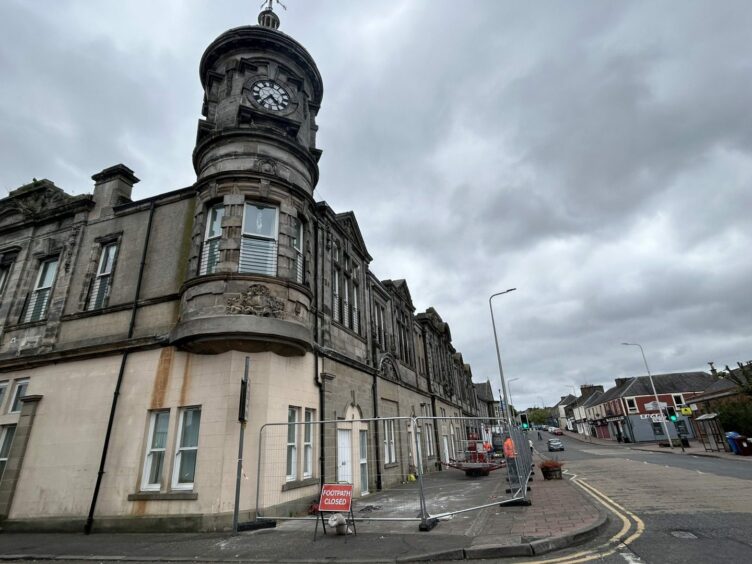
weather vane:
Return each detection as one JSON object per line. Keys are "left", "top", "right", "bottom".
{"left": 260, "top": 0, "right": 287, "bottom": 11}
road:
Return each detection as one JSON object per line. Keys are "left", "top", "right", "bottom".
{"left": 498, "top": 433, "right": 752, "bottom": 563}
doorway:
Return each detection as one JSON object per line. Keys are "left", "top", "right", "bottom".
{"left": 337, "top": 428, "right": 353, "bottom": 483}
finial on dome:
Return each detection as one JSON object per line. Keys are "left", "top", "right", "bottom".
{"left": 258, "top": 0, "right": 286, "bottom": 30}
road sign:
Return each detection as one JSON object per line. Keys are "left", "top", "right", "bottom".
{"left": 680, "top": 407, "right": 692, "bottom": 416}
{"left": 318, "top": 484, "right": 353, "bottom": 512}
{"left": 645, "top": 401, "right": 667, "bottom": 411}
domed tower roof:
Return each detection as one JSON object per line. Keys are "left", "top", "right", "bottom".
{"left": 198, "top": 5, "right": 323, "bottom": 107}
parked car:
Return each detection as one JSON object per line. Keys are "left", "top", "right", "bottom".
{"left": 548, "top": 439, "right": 565, "bottom": 452}
{"left": 552, "top": 428, "right": 563, "bottom": 435}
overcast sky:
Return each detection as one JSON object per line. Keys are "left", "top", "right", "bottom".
{"left": 1, "top": 0, "right": 750, "bottom": 410}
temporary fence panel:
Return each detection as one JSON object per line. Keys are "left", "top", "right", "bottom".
{"left": 414, "top": 416, "right": 532, "bottom": 524}
{"left": 255, "top": 417, "right": 424, "bottom": 521}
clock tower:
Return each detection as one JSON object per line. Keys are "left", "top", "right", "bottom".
{"left": 172, "top": 5, "right": 323, "bottom": 355}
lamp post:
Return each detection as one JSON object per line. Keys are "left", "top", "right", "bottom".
{"left": 508, "top": 377, "right": 520, "bottom": 422}
{"left": 489, "top": 288, "right": 517, "bottom": 428}
{"left": 621, "top": 342, "right": 674, "bottom": 450}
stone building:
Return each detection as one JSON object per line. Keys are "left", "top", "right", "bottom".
{"left": 0, "top": 7, "right": 483, "bottom": 531}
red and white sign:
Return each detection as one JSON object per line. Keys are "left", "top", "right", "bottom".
{"left": 318, "top": 483, "right": 353, "bottom": 512}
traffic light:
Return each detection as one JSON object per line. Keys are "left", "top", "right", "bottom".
{"left": 666, "top": 406, "right": 678, "bottom": 422}
{"left": 520, "top": 413, "right": 530, "bottom": 429}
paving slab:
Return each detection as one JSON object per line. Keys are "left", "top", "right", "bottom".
{"left": 0, "top": 466, "right": 605, "bottom": 562}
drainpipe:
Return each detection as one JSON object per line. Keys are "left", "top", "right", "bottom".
{"left": 84, "top": 200, "right": 156, "bottom": 534}
{"left": 312, "top": 211, "right": 325, "bottom": 481}
{"left": 372, "top": 365, "right": 382, "bottom": 491}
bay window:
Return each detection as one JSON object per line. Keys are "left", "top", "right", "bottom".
{"left": 292, "top": 217, "right": 304, "bottom": 284}
{"left": 240, "top": 203, "right": 277, "bottom": 276}
{"left": 199, "top": 204, "right": 224, "bottom": 275}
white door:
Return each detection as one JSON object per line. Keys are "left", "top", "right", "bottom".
{"left": 442, "top": 435, "right": 450, "bottom": 463}
{"left": 337, "top": 429, "right": 353, "bottom": 483}
{"left": 359, "top": 430, "right": 369, "bottom": 495}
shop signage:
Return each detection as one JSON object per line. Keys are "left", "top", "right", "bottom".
{"left": 645, "top": 401, "right": 668, "bottom": 411}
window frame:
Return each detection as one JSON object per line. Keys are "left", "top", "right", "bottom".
{"left": 87, "top": 242, "right": 118, "bottom": 311}
{"left": 0, "top": 381, "right": 7, "bottom": 412}
{"left": 332, "top": 262, "right": 342, "bottom": 323}
{"left": 425, "top": 423, "right": 434, "bottom": 457}
{"left": 672, "top": 394, "right": 684, "bottom": 406}
{"left": 0, "top": 263, "right": 11, "bottom": 295}
{"left": 9, "top": 379, "right": 29, "bottom": 414}
{"left": 199, "top": 203, "right": 225, "bottom": 275}
{"left": 23, "top": 257, "right": 59, "bottom": 323}
{"left": 625, "top": 397, "right": 638, "bottom": 414}
{"left": 141, "top": 410, "right": 170, "bottom": 492}
{"left": 292, "top": 217, "right": 304, "bottom": 284}
{"left": 0, "top": 425, "right": 16, "bottom": 481}
{"left": 303, "top": 408, "right": 314, "bottom": 479}
{"left": 383, "top": 420, "right": 396, "bottom": 464}
{"left": 239, "top": 202, "right": 278, "bottom": 276}
{"left": 171, "top": 407, "right": 201, "bottom": 491}
{"left": 286, "top": 407, "right": 298, "bottom": 481}
{"left": 651, "top": 422, "right": 665, "bottom": 436}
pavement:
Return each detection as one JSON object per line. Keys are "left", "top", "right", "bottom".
{"left": 0, "top": 452, "right": 607, "bottom": 563}
{"left": 560, "top": 429, "right": 752, "bottom": 462}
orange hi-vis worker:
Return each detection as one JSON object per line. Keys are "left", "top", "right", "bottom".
{"left": 503, "top": 436, "right": 517, "bottom": 458}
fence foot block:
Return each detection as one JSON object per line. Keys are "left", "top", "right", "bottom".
{"left": 502, "top": 498, "right": 532, "bottom": 507}
{"left": 419, "top": 518, "right": 439, "bottom": 532}
{"left": 237, "top": 519, "right": 276, "bottom": 532}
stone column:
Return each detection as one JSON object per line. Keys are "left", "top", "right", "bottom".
{"left": 0, "top": 394, "right": 42, "bottom": 520}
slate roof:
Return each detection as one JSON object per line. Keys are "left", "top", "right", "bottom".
{"left": 554, "top": 394, "right": 577, "bottom": 408}
{"left": 619, "top": 372, "right": 716, "bottom": 397}
{"left": 593, "top": 379, "right": 635, "bottom": 406}
{"left": 473, "top": 381, "right": 495, "bottom": 403}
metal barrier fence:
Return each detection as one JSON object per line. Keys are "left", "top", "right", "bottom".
{"left": 255, "top": 416, "right": 534, "bottom": 530}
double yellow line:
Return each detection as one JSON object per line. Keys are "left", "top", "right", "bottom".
{"left": 526, "top": 471, "right": 645, "bottom": 563}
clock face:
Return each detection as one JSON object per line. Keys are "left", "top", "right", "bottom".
{"left": 251, "top": 80, "right": 290, "bottom": 111}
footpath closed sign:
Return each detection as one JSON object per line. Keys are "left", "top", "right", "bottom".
{"left": 319, "top": 484, "right": 353, "bottom": 512}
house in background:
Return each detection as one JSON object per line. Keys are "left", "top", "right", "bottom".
{"left": 571, "top": 385, "right": 604, "bottom": 436}
{"left": 588, "top": 372, "right": 717, "bottom": 443}
{"left": 554, "top": 394, "right": 576, "bottom": 430}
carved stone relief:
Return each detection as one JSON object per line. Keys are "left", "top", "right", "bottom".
{"left": 226, "top": 284, "right": 285, "bottom": 318}
{"left": 379, "top": 356, "right": 399, "bottom": 383}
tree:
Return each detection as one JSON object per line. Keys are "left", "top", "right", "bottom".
{"left": 527, "top": 408, "right": 549, "bottom": 425}
{"left": 717, "top": 400, "right": 752, "bottom": 437}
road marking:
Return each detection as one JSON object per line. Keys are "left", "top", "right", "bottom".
{"left": 524, "top": 471, "right": 645, "bottom": 564}
{"left": 619, "top": 550, "right": 645, "bottom": 562}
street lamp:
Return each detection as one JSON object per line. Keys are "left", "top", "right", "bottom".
{"left": 508, "top": 377, "right": 520, "bottom": 422}
{"left": 489, "top": 288, "right": 517, "bottom": 428}
{"left": 621, "top": 342, "right": 674, "bottom": 450}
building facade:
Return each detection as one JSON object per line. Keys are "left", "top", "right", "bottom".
{"left": 0, "top": 8, "right": 483, "bottom": 531}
